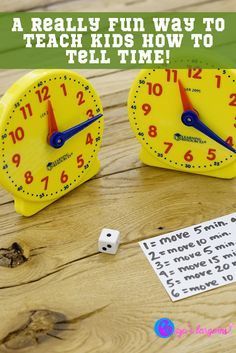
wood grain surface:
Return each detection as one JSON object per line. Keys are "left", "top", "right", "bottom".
{"left": 0, "top": 1, "right": 235, "bottom": 353}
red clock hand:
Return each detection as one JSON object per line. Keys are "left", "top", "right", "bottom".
{"left": 47, "top": 100, "right": 58, "bottom": 143}
{"left": 178, "top": 79, "right": 195, "bottom": 112}
{"left": 179, "top": 80, "right": 236, "bottom": 153}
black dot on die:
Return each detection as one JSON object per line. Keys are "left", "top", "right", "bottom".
{"left": 102, "top": 247, "right": 107, "bottom": 251}
{"left": 107, "top": 244, "right": 112, "bottom": 248}
{"left": 106, "top": 233, "right": 111, "bottom": 237}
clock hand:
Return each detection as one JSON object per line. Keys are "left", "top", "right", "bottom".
{"left": 178, "top": 79, "right": 195, "bottom": 111}
{"left": 47, "top": 100, "right": 59, "bottom": 143}
{"left": 178, "top": 80, "right": 236, "bottom": 154}
{"left": 49, "top": 113, "right": 103, "bottom": 149}
{"left": 181, "top": 110, "right": 236, "bottom": 154}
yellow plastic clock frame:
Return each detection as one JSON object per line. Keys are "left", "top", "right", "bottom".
{"left": 0, "top": 69, "right": 104, "bottom": 216}
{"left": 128, "top": 68, "right": 236, "bottom": 179}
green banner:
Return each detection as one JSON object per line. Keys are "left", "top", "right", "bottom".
{"left": 0, "top": 12, "right": 235, "bottom": 68}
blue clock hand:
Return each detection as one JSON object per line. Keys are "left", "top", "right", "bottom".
{"left": 49, "top": 113, "right": 103, "bottom": 149}
{"left": 182, "top": 110, "right": 236, "bottom": 154}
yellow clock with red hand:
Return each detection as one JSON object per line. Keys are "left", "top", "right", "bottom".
{"left": 0, "top": 69, "right": 104, "bottom": 216}
{"left": 128, "top": 68, "right": 236, "bottom": 178}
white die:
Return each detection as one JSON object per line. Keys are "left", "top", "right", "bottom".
{"left": 98, "top": 228, "right": 120, "bottom": 254}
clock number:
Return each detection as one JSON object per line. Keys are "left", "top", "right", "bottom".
{"left": 9, "top": 127, "right": 24, "bottom": 144}
{"left": 35, "top": 86, "right": 51, "bottom": 103}
{"left": 147, "top": 82, "right": 163, "bottom": 96}
{"left": 207, "top": 148, "right": 216, "bottom": 161}
{"left": 184, "top": 150, "right": 193, "bottom": 162}
{"left": 41, "top": 176, "right": 49, "bottom": 190}
{"left": 20, "top": 103, "right": 32, "bottom": 120}
{"left": 60, "top": 83, "right": 67, "bottom": 96}
{"left": 229, "top": 94, "right": 236, "bottom": 106}
{"left": 24, "top": 171, "right": 33, "bottom": 184}
{"left": 12, "top": 154, "right": 21, "bottom": 167}
{"left": 61, "top": 170, "right": 68, "bottom": 183}
{"left": 142, "top": 103, "right": 151, "bottom": 116}
{"left": 77, "top": 154, "right": 85, "bottom": 168}
{"left": 148, "top": 125, "right": 157, "bottom": 138}
{"left": 77, "top": 91, "right": 85, "bottom": 105}
{"left": 86, "top": 109, "right": 94, "bottom": 118}
{"left": 165, "top": 69, "right": 178, "bottom": 82}
{"left": 215, "top": 75, "right": 221, "bottom": 88}
{"left": 188, "top": 69, "right": 202, "bottom": 79}
{"left": 163, "top": 142, "right": 173, "bottom": 154}
{"left": 225, "top": 136, "right": 234, "bottom": 147}
{"left": 86, "top": 133, "right": 93, "bottom": 145}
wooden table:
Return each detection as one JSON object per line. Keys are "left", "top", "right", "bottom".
{"left": 0, "top": 1, "right": 236, "bottom": 352}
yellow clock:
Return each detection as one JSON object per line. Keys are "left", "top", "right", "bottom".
{"left": 0, "top": 69, "right": 104, "bottom": 216}
{"left": 128, "top": 68, "right": 236, "bottom": 179}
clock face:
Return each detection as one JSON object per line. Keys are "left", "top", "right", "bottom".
{"left": 128, "top": 68, "right": 236, "bottom": 173}
{"left": 0, "top": 70, "right": 103, "bottom": 201}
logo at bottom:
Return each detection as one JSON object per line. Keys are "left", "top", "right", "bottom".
{"left": 154, "top": 318, "right": 175, "bottom": 338}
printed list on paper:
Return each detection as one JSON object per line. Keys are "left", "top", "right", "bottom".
{"left": 139, "top": 213, "right": 236, "bottom": 301}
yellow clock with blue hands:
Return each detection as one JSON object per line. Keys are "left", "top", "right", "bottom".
{"left": 0, "top": 69, "right": 104, "bottom": 216}
{"left": 128, "top": 68, "right": 236, "bottom": 178}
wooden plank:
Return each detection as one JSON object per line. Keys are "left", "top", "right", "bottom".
{"left": 0, "top": 166, "right": 235, "bottom": 351}
{"left": 0, "top": 69, "right": 125, "bottom": 98}
{"left": 176, "top": 0, "right": 236, "bottom": 11}
{"left": 0, "top": 244, "right": 235, "bottom": 352}
{"left": 0, "top": 0, "right": 59, "bottom": 12}
{"left": 47, "top": 0, "right": 200, "bottom": 11}
{"left": 0, "top": 0, "right": 222, "bottom": 12}
{"left": 2, "top": 0, "right": 234, "bottom": 13}
{"left": 0, "top": 164, "right": 235, "bottom": 260}
{"left": 0, "top": 2, "right": 235, "bottom": 352}
{"left": 47, "top": 0, "right": 236, "bottom": 12}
